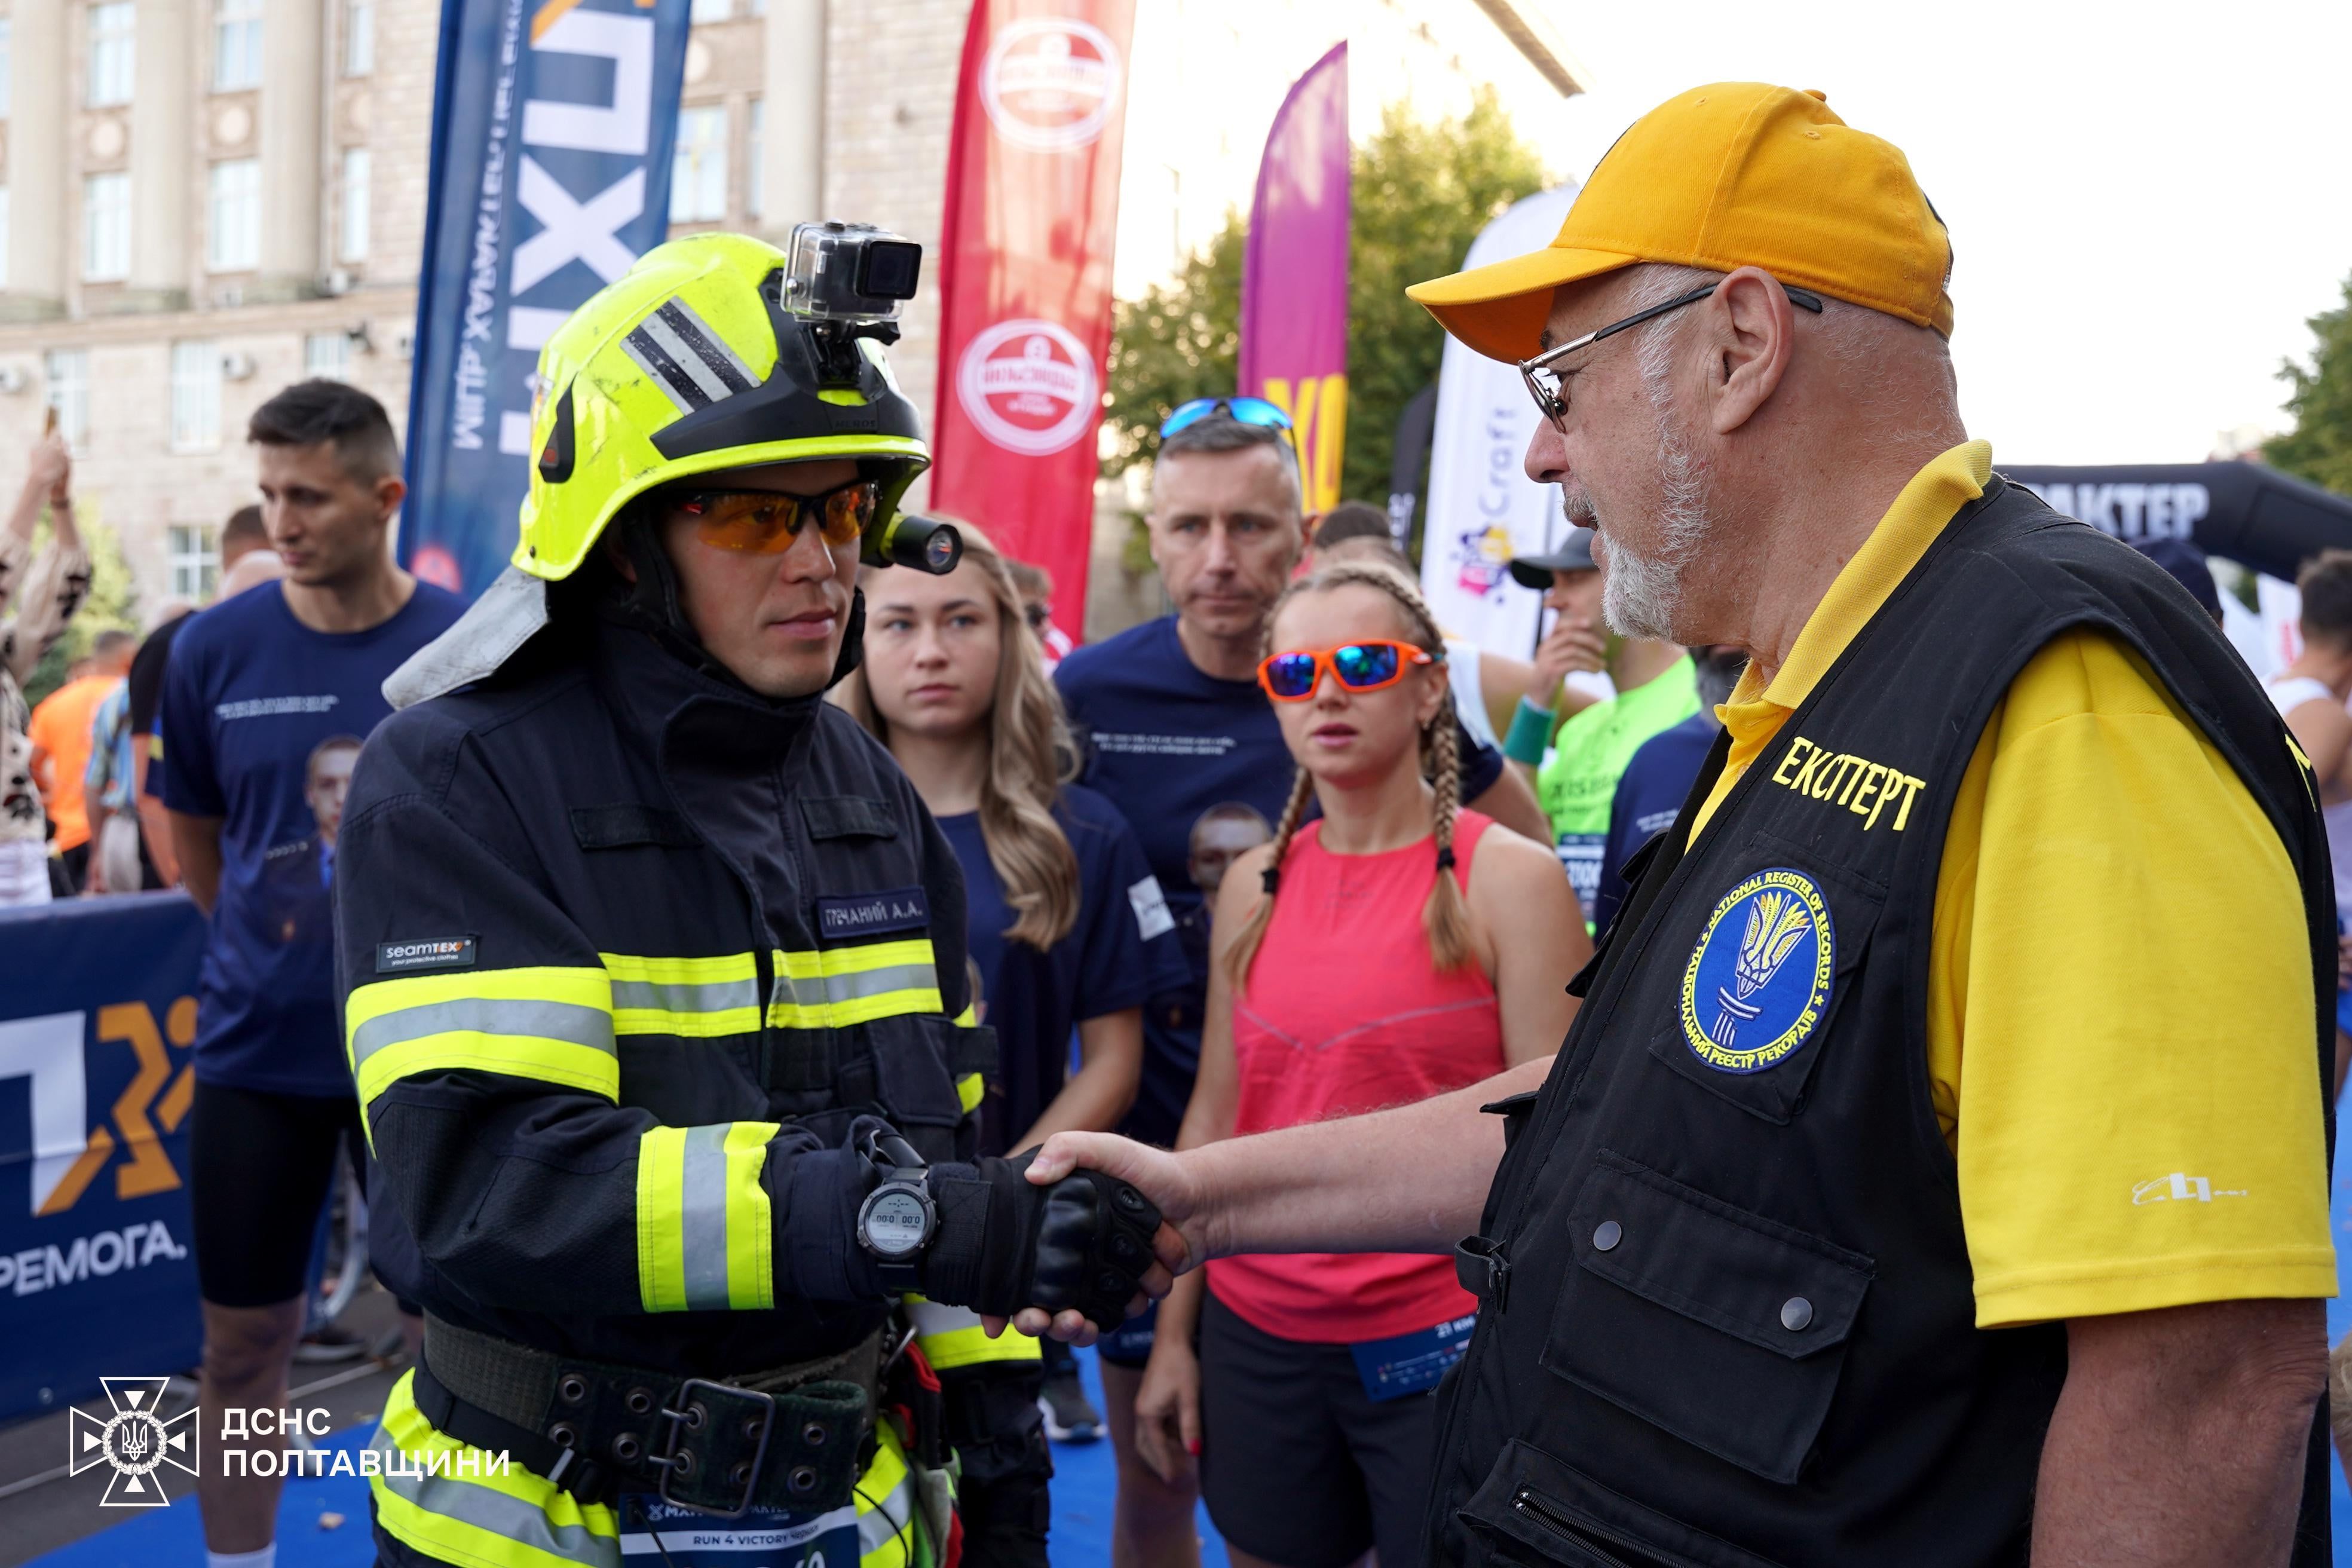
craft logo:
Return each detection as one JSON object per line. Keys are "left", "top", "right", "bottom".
{"left": 1454, "top": 524, "right": 1514, "bottom": 599}
{"left": 957, "top": 320, "right": 1098, "bottom": 457}
{"left": 981, "top": 17, "right": 1122, "bottom": 152}
{"left": 1679, "top": 868, "right": 1837, "bottom": 1074}
{"left": 68, "top": 1377, "right": 197, "bottom": 1507}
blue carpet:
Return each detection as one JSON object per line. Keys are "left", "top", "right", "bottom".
{"left": 28, "top": 1348, "right": 1223, "bottom": 1567}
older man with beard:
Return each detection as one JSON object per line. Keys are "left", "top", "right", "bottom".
{"left": 1009, "top": 84, "right": 2338, "bottom": 1568}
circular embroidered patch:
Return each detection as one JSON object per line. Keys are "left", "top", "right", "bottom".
{"left": 1679, "top": 867, "right": 1837, "bottom": 1074}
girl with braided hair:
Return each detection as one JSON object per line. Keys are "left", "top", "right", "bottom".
{"left": 1130, "top": 560, "right": 1584, "bottom": 1568}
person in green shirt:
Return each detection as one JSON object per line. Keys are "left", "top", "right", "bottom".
{"left": 1499, "top": 526, "right": 1699, "bottom": 924}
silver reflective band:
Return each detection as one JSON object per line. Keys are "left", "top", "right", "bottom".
{"left": 858, "top": 1466, "right": 920, "bottom": 1558}
{"left": 677, "top": 1125, "right": 737, "bottom": 1312}
{"left": 348, "top": 997, "right": 618, "bottom": 1073}
{"left": 369, "top": 1426, "right": 615, "bottom": 1568}
{"left": 609, "top": 976, "right": 760, "bottom": 1018}
{"left": 774, "top": 962, "right": 936, "bottom": 1009}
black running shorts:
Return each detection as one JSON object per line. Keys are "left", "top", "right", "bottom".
{"left": 189, "top": 1078, "right": 367, "bottom": 1309}
{"left": 1197, "top": 1290, "right": 1440, "bottom": 1568}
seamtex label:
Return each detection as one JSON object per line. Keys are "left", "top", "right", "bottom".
{"left": 817, "top": 888, "right": 930, "bottom": 941}
{"left": 376, "top": 938, "right": 479, "bottom": 974}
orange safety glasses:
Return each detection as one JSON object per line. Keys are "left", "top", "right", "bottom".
{"left": 675, "top": 480, "right": 880, "bottom": 554}
{"left": 1257, "top": 640, "right": 1435, "bottom": 702}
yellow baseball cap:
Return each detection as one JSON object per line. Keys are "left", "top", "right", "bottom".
{"left": 1407, "top": 84, "right": 1954, "bottom": 363}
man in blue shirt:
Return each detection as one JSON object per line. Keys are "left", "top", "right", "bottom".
{"left": 1589, "top": 644, "right": 1745, "bottom": 932}
{"left": 159, "top": 381, "right": 463, "bottom": 1568}
{"left": 1054, "top": 405, "right": 1549, "bottom": 1564}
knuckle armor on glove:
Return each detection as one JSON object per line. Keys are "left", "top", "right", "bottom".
{"left": 919, "top": 1153, "right": 1161, "bottom": 1330}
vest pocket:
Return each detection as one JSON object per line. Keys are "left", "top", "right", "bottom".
{"left": 1457, "top": 1440, "right": 1791, "bottom": 1568}
{"left": 1539, "top": 1151, "right": 1874, "bottom": 1485}
{"left": 860, "top": 1015, "right": 997, "bottom": 1163}
{"left": 1641, "top": 834, "right": 1886, "bottom": 1125}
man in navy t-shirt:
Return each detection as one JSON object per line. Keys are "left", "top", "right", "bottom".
{"left": 1589, "top": 645, "right": 1745, "bottom": 932}
{"left": 159, "top": 381, "right": 462, "bottom": 1568}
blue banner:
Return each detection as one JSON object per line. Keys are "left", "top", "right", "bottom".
{"left": 0, "top": 895, "right": 207, "bottom": 1423}
{"left": 402, "top": 0, "right": 693, "bottom": 598}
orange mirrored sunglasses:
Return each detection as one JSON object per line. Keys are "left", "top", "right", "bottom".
{"left": 1257, "top": 640, "right": 1435, "bottom": 702}
{"left": 676, "top": 480, "right": 879, "bottom": 554}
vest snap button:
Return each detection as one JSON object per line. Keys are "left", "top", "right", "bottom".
{"left": 1781, "top": 1296, "right": 1814, "bottom": 1332}
{"left": 1592, "top": 1220, "right": 1622, "bottom": 1252}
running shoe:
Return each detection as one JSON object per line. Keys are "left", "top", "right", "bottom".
{"left": 292, "top": 1322, "right": 369, "bottom": 1363}
{"left": 1038, "top": 1369, "right": 1101, "bottom": 1443}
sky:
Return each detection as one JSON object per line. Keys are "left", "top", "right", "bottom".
{"left": 1511, "top": 0, "right": 2352, "bottom": 464}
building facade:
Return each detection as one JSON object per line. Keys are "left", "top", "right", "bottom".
{"left": 0, "top": 0, "right": 1579, "bottom": 611}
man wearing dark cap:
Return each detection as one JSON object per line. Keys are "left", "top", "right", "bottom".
{"left": 1501, "top": 525, "right": 1696, "bottom": 923}
{"left": 1017, "top": 82, "right": 2337, "bottom": 1566}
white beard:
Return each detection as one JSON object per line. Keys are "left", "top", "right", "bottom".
{"left": 1600, "top": 412, "right": 1717, "bottom": 641}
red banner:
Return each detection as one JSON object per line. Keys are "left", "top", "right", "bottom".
{"left": 930, "top": 0, "right": 1136, "bottom": 645}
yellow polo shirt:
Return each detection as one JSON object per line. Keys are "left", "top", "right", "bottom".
{"left": 1689, "top": 440, "right": 2334, "bottom": 1327}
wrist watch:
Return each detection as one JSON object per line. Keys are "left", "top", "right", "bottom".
{"left": 855, "top": 1129, "right": 935, "bottom": 1292}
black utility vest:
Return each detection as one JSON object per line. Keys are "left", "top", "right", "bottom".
{"left": 1431, "top": 479, "right": 2336, "bottom": 1568}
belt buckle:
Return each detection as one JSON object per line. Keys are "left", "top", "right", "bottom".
{"left": 655, "top": 1378, "right": 776, "bottom": 1519}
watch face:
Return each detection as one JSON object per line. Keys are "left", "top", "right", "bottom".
{"left": 863, "top": 1187, "right": 929, "bottom": 1258}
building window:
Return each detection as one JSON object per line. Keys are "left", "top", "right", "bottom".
{"left": 344, "top": 0, "right": 375, "bottom": 76}
{"left": 46, "top": 351, "right": 90, "bottom": 452}
{"left": 746, "top": 98, "right": 763, "bottom": 220}
{"left": 169, "top": 525, "right": 220, "bottom": 601}
{"left": 88, "top": 1, "right": 136, "bottom": 107}
{"left": 670, "top": 106, "right": 728, "bottom": 223}
{"left": 690, "top": 0, "right": 732, "bottom": 20}
{"left": 1, "top": 19, "right": 13, "bottom": 118}
{"left": 339, "top": 148, "right": 370, "bottom": 263}
{"left": 214, "top": 0, "right": 262, "bottom": 91}
{"left": 305, "top": 332, "right": 352, "bottom": 381}
{"left": 208, "top": 159, "right": 261, "bottom": 271}
{"left": 83, "top": 173, "right": 131, "bottom": 281}
{"left": 171, "top": 342, "right": 222, "bottom": 452}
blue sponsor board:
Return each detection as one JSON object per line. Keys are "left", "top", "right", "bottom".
{"left": 402, "top": 0, "right": 693, "bottom": 599}
{"left": 0, "top": 895, "right": 208, "bottom": 1422}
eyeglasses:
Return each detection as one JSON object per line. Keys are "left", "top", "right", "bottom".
{"left": 673, "top": 480, "right": 880, "bottom": 553}
{"left": 1159, "top": 396, "right": 1296, "bottom": 444}
{"left": 1257, "top": 641, "right": 1436, "bottom": 702}
{"left": 1517, "top": 281, "right": 1825, "bottom": 428}
{"left": 1022, "top": 602, "right": 1053, "bottom": 633}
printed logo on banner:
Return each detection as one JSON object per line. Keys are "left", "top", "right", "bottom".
{"left": 981, "top": 18, "right": 1122, "bottom": 151}
{"left": 956, "top": 320, "right": 1100, "bottom": 456}
{"left": 1453, "top": 523, "right": 1514, "bottom": 599}
{"left": 67, "top": 1377, "right": 197, "bottom": 1506}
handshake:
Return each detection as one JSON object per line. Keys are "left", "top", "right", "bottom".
{"left": 915, "top": 1134, "right": 1194, "bottom": 1346}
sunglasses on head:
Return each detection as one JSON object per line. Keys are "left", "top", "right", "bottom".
{"left": 1159, "top": 396, "right": 1296, "bottom": 443}
{"left": 1257, "top": 640, "right": 1437, "bottom": 702}
{"left": 673, "top": 479, "right": 880, "bottom": 553}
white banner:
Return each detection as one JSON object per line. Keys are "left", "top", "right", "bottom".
{"left": 1418, "top": 182, "right": 1580, "bottom": 663}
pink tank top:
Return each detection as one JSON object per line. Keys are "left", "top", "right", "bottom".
{"left": 1206, "top": 811, "right": 1500, "bottom": 1343}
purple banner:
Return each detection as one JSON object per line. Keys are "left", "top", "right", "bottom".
{"left": 1238, "top": 42, "right": 1350, "bottom": 515}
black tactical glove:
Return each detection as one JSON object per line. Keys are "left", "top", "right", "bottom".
{"left": 921, "top": 1152, "right": 1162, "bottom": 1331}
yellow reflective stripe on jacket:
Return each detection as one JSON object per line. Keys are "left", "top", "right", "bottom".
{"left": 369, "top": 1369, "right": 622, "bottom": 1568}
{"left": 902, "top": 1295, "right": 1041, "bottom": 1370}
{"left": 768, "top": 939, "right": 943, "bottom": 1028}
{"left": 636, "top": 1122, "right": 779, "bottom": 1312}
{"left": 856, "top": 1420, "right": 933, "bottom": 1568}
{"left": 600, "top": 951, "right": 762, "bottom": 1038}
{"left": 956, "top": 1074, "right": 984, "bottom": 1114}
{"left": 345, "top": 967, "right": 618, "bottom": 1111}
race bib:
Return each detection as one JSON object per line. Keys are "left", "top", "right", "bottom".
{"left": 617, "top": 1495, "right": 860, "bottom": 1566}
{"left": 1349, "top": 1312, "right": 1477, "bottom": 1402}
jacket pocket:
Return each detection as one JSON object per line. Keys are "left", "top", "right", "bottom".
{"left": 1641, "top": 832, "right": 1886, "bottom": 1125}
{"left": 1539, "top": 1151, "right": 1873, "bottom": 1484}
{"left": 1458, "top": 1440, "right": 1791, "bottom": 1568}
{"left": 863, "top": 1013, "right": 996, "bottom": 1163}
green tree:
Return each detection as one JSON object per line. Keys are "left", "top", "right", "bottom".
{"left": 22, "top": 509, "right": 139, "bottom": 708}
{"left": 1103, "top": 88, "right": 1552, "bottom": 546}
{"left": 2272, "top": 270, "right": 2352, "bottom": 497}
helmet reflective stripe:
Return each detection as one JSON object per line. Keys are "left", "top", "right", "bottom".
{"left": 622, "top": 297, "right": 759, "bottom": 414}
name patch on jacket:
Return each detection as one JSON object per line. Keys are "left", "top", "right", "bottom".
{"left": 1680, "top": 868, "right": 1835, "bottom": 1074}
{"left": 817, "top": 887, "right": 929, "bottom": 941}
{"left": 1771, "top": 736, "right": 1927, "bottom": 831}
{"left": 377, "top": 938, "right": 478, "bottom": 974}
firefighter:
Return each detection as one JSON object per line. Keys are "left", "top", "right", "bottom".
{"left": 334, "top": 229, "right": 1162, "bottom": 1568}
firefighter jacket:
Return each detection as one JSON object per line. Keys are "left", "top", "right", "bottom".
{"left": 335, "top": 599, "right": 1054, "bottom": 1567}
